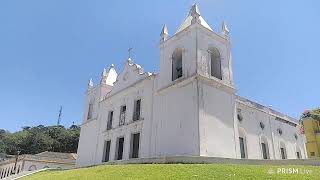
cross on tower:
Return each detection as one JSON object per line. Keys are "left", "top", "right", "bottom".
{"left": 128, "top": 48, "right": 133, "bottom": 58}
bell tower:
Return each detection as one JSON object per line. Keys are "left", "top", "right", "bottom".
{"left": 152, "top": 4, "right": 238, "bottom": 158}
{"left": 158, "top": 4, "right": 234, "bottom": 90}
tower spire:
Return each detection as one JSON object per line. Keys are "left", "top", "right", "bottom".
{"left": 99, "top": 64, "right": 118, "bottom": 86}
{"left": 175, "top": 4, "right": 212, "bottom": 34}
{"left": 88, "top": 78, "right": 94, "bottom": 90}
{"left": 160, "top": 24, "right": 169, "bottom": 42}
{"left": 100, "top": 68, "right": 108, "bottom": 85}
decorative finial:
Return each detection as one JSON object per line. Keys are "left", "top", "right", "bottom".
{"left": 100, "top": 68, "right": 108, "bottom": 84}
{"left": 88, "top": 78, "right": 94, "bottom": 89}
{"left": 110, "top": 64, "right": 115, "bottom": 68}
{"left": 102, "top": 68, "right": 107, "bottom": 77}
{"left": 222, "top": 21, "right": 230, "bottom": 36}
{"left": 127, "top": 57, "right": 133, "bottom": 64}
{"left": 160, "top": 24, "right": 169, "bottom": 42}
{"left": 190, "top": 4, "right": 201, "bottom": 24}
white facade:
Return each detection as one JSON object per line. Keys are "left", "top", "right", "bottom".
{"left": 76, "top": 4, "right": 307, "bottom": 167}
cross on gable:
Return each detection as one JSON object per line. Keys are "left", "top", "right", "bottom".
{"left": 128, "top": 48, "right": 133, "bottom": 58}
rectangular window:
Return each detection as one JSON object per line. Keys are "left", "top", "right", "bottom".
{"left": 87, "top": 104, "right": 93, "bottom": 120}
{"left": 280, "top": 148, "right": 286, "bottom": 159}
{"left": 239, "top": 137, "right": 246, "bottom": 159}
{"left": 261, "top": 143, "right": 268, "bottom": 159}
{"left": 311, "top": 152, "right": 315, "bottom": 156}
{"left": 103, "top": 140, "right": 111, "bottom": 162}
{"left": 116, "top": 137, "right": 124, "bottom": 160}
{"left": 119, "top": 105, "right": 126, "bottom": 126}
{"left": 107, "top": 111, "right": 113, "bottom": 130}
{"left": 130, "top": 133, "right": 140, "bottom": 158}
{"left": 133, "top": 99, "right": 141, "bottom": 121}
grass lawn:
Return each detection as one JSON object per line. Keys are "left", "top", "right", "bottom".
{"left": 21, "top": 164, "right": 320, "bottom": 180}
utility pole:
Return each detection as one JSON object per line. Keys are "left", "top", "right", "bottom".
{"left": 57, "top": 106, "right": 62, "bottom": 126}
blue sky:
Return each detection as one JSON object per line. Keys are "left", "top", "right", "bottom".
{"left": 0, "top": 0, "right": 319, "bottom": 132}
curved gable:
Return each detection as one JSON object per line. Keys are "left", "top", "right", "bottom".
{"left": 110, "top": 59, "right": 152, "bottom": 94}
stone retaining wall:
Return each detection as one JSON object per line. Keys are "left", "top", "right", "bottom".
{"left": 102, "top": 156, "right": 320, "bottom": 166}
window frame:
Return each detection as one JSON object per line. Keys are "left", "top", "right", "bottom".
{"left": 130, "top": 132, "right": 141, "bottom": 159}
{"left": 119, "top": 105, "right": 126, "bottom": 126}
{"left": 279, "top": 142, "right": 287, "bottom": 159}
{"left": 280, "top": 147, "right": 286, "bottom": 159}
{"left": 261, "top": 142, "right": 268, "bottom": 159}
{"left": 172, "top": 49, "right": 183, "bottom": 81}
{"left": 208, "top": 47, "right": 222, "bottom": 80}
{"left": 107, "top": 111, "right": 113, "bottom": 130}
{"left": 103, "top": 140, "right": 111, "bottom": 162}
{"left": 115, "top": 137, "right": 125, "bottom": 160}
{"left": 239, "top": 137, "right": 246, "bottom": 159}
{"left": 260, "top": 136, "right": 270, "bottom": 159}
{"left": 133, "top": 99, "right": 141, "bottom": 121}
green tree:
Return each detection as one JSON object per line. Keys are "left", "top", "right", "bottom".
{"left": 0, "top": 124, "right": 80, "bottom": 155}
{"left": 0, "top": 140, "right": 6, "bottom": 153}
{"left": 302, "top": 108, "right": 320, "bottom": 120}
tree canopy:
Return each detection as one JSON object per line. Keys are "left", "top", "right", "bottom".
{"left": 301, "top": 108, "right": 320, "bottom": 120}
{"left": 0, "top": 125, "right": 80, "bottom": 155}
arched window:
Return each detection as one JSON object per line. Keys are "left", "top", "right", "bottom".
{"left": 209, "top": 47, "right": 222, "bottom": 80}
{"left": 260, "top": 136, "right": 270, "bottom": 159}
{"left": 279, "top": 142, "right": 287, "bottom": 159}
{"left": 238, "top": 128, "right": 248, "bottom": 159}
{"left": 172, "top": 49, "right": 183, "bottom": 81}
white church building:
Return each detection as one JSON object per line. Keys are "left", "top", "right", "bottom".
{"left": 76, "top": 4, "right": 307, "bottom": 167}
